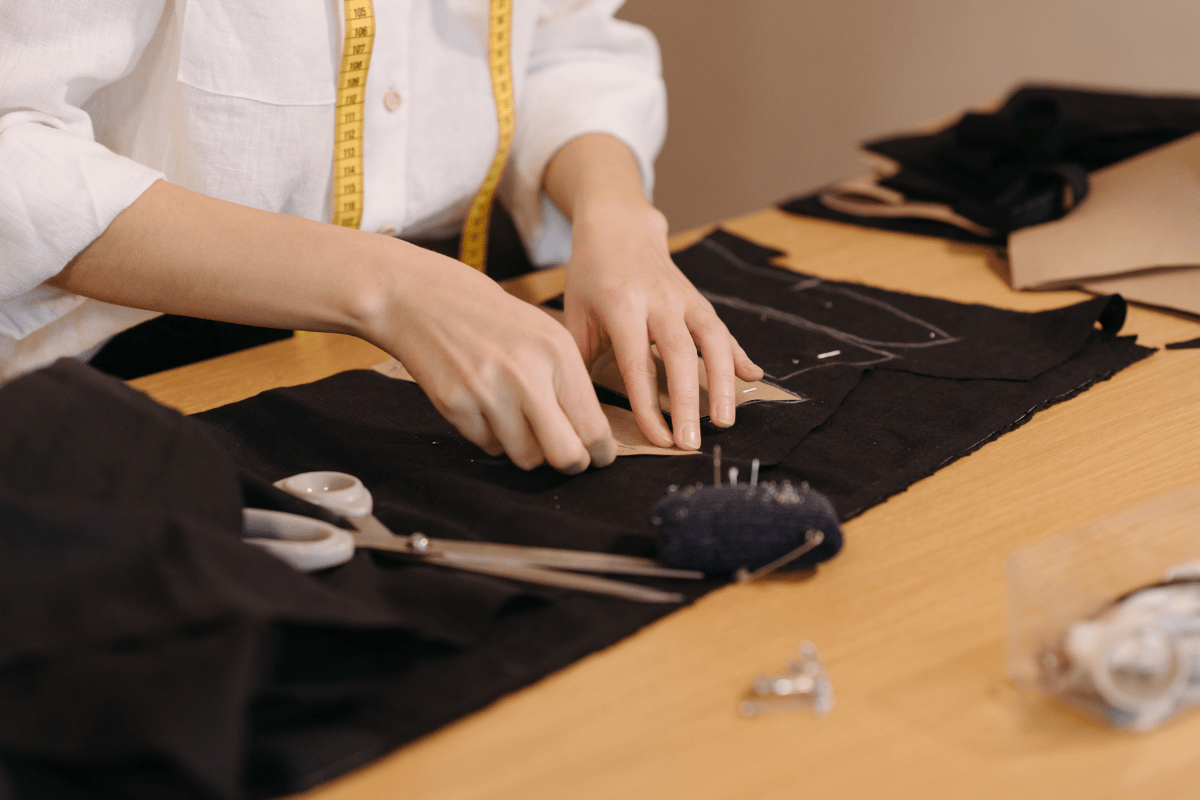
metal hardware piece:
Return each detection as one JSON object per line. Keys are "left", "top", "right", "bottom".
{"left": 739, "top": 641, "right": 834, "bottom": 717}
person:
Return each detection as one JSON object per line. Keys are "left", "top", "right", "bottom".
{"left": 0, "top": 0, "right": 762, "bottom": 474}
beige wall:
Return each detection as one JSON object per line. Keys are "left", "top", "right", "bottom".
{"left": 618, "top": 0, "right": 1200, "bottom": 232}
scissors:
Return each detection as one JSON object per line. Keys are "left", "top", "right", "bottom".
{"left": 241, "top": 471, "right": 704, "bottom": 604}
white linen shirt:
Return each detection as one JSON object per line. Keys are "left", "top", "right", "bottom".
{"left": 0, "top": 0, "right": 666, "bottom": 380}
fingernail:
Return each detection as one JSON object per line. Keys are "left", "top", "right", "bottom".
{"left": 715, "top": 397, "right": 734, "bottom": 427}
{"left": 681, "top": 423, "right": 700, "bottom": 450}
{"left": 653, "top": 423, "right": 674, "bottom": 448}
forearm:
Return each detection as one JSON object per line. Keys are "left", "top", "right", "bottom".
{"left": 49, "top": 179, "right": 615, "bottom": 473}
{"left": 49, "top": 180, "right": 437, "bottom": 340}
{"left": 542, "top": 133, "right": 666, "bottom": 236}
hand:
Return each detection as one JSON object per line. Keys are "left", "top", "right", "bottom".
{"left": 367, "top": 243, "right": 617, "bottom": 473}
{"left": 562, "top": 201, "right": 762, "bottom": 450}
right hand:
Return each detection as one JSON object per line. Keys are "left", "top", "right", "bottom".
{"left": 366, "top": 243, "right": 617, "bottom": 474}
{"left": 49, "top": 182, "right": 610, "bottom": 473}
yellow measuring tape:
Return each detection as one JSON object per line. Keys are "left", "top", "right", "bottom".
{"left": 332, "top": 0, "right": 513, "bottom": 272}
{"left": 332, "top": 1, "right": 375, "bottom": 229}
{"left": 459, "top": 0, "right": 516, "bottom": 272}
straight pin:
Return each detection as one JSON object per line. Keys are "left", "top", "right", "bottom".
{"left": 713, "top": 445, "right": 722, "bottom": 486}
{"left": 729, "top": 467, "right": 739, "bottom": 486}
{"left": 750, "top": 459, "right": 760, "bottom": 487}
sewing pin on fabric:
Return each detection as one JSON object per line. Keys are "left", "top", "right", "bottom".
{"left": 712, "top": 444, "right": 722, "bottom": 486}
{"left": 750, "top": 459, "right": 760, "bottom": 487}
{"left": 728, "top": 467, "right": 738, "bottom": 486}
{"left": 734, "top": 528, "right": 824, "bottom": 583}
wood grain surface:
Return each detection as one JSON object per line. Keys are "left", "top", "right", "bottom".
{"left": 131, "top": 209, "right": 1200, "bottom": 800}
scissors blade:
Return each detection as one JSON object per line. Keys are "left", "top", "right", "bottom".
{"left": 350, "top": 515, "right": 704, "bottom": 580}
{"left": 423, "top": 559, "right": 686, "bottom": 604}
{"left": 350, "top": 515, "right": 684, "bottom": 603}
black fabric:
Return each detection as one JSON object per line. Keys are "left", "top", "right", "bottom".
{"left": 0, "top": 231, "right": 1153, "bottom": 799}
{"left": 781, "top": 84, "right": 1200, "bottom": 242}
{"left": 89, "top": 316, "right": 294, "bottom": 381}
{"left": 778, "top": 192, "right": 1008, "bottom": 245}
{"left": 782, "top": 331, "right": 1150, "bottom": 518}
{"left": 1164, "top": 336, "right": 1200, "bottom": 350}
{"left": 667, "top": 230, "right": 1132, "bottom": 464}
{"left": 0, "top": 360, "right": 664, "bottom": 800}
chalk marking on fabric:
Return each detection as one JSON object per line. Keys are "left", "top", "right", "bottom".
{"left": 791, "top": 277, "right": 822, "bottom": 292}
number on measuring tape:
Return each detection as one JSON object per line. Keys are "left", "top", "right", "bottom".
{"left": 332, "top": 1, "right": 375, "bottom": 229}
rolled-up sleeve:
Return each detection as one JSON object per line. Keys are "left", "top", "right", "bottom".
{"left": 502, "top": 0, "right": 667, "bottom": 266}
{"left": 0, "top": 1, "right": 166, "bottom": 339}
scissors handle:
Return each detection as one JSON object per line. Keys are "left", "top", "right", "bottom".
{"left": 242, "top": 508, "right": 356, "bottom": 572}
{"left": 275, "top": 471, "right": 373, "bottom": 518}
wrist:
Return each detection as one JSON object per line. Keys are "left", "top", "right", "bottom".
{"left": 348, "top": 235, "right": 496, "bottom": 351}
{"left": 572, "top": 195, "right": 668, "bottom": 243}
{"left": 340, "top": 233, "right": 428, "bottom": 345}
{"left": 544, "top": 133, "right": 664, "bottom": 237}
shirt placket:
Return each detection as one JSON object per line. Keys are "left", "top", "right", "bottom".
{"left": 360, "top": 0, "right": 411, "bottom": 236}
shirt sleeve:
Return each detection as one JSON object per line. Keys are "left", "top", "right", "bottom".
{"left": 0, "top": 0, "right": 167, "bottom": 338}
{"left": 500, "top": 0, "right": 667, "bottom": 266}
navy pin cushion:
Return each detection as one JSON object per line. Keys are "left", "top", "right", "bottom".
{"left": 650, "top": 449, "right": 843, "bottom": 576}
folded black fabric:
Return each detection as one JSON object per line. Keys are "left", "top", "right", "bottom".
{"left": 0, "top": 361, "right": 580, "bottom": 800}
{"left": 778, "top": 192, "right": 1008, "bottom": 245}
{"left": 781, "top": 84, "right": 1200, "bottom": 241}
{"left": 0, "top": 230, "right": 1154, "bottom": 800}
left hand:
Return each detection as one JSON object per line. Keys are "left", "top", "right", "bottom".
{"left": 545, "top": 133, "right": 762, "bottom": 451}
{"left": 562, "top": 199, "right": 762, "bottom": 450}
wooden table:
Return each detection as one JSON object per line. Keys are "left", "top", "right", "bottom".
{"left": 132, "top": 208, "right": 1200, "bottom": 800}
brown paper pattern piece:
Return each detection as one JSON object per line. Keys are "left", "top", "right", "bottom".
{"left": 372, "top": 343, "right": 803, "bottom": 458}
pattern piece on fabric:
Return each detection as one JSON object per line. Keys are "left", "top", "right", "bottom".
{"left": 781, "top": 84, "right": 1200, "bottom": 243}
{"left": 0, "top": 230, "right": 1153, "bottom": 800}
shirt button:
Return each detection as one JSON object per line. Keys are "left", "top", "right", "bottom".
{"left": 376, "top": 224, "right": 398, "bottom": 237}
{"left": 383, "top": 90, "right": 402, "bottom": 111}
